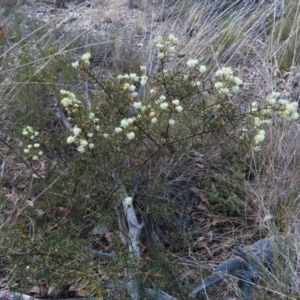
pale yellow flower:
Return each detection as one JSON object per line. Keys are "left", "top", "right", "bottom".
{"left": 127, "top": 132, "right": 135, "bottom": 140}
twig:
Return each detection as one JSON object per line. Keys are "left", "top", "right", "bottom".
{"left": 0, "top": 291, "right": 97, "bottom": 300}
{"left": 113, "top": 173, "right": 144, "bottom": 300}
{"left": 122, "top": 195, "right": 144, "bottom": 299}
{"left": 1, "top": 159, "right": 5, "bottom": 178}
{"left": 189, "top": 236, "right": 286, "bottom": 299}
{"left": 85, "top": 80, "right": 91, "bottom": 110}
{"left": 122, "top": 198, "right": 144, "bottom": 257}
{"left": 0, "top": 251, "right": 72, "bottom": 260}
{"left": 55, "top": 109, "right": 74, "bottom": 134}
{"left": 83, "top": 247, "right": 117, "bottom": 260}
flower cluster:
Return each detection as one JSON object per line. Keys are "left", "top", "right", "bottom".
{"left": 59, "top": 90, "right": 98, "bottom": 153}
{"left": 172, "top": 99, "right": 183, "bottom": 113}
{"left": 254, "top": 129, "right": 265, "bottom": 145}
{"left": 110, "top": 93, "right": 179, "bottom": 140}
{"left": 66, "top": 126, "right": 95, "bottom": 153}
{"left": 254, "top": 92, "right": 299, "bottom": 123}
{"left": 154, "top": 34, "right": 179, "bottom": 59}
{"left": 71, "top": 61, "right": 79, "bottom": 69}
{"left": 124, "top": 196, "right": 132, "bottom": 205}
{"left": 265, "top": 91, "right": 279, "bottom": 105}
{"left": 248, "top": 91, "right": 299, "bottom": 150}
{"left": 81, "top": 52, "right": 91, "bottom": 66}
{"left": 22, "top": 126, "right": 43, "bottom": 160}
{"left": 117, "top": 72, "right": 148, "bottom": 98}
{"left": 58, "top": 34, "right": 300, "bottom": 158}
{"left": 146, "top": 95, "right": 185, "bottom": 126}
{"left": 186, "top": 59, "right": 207, "bottom": 74}
{"left": 71, "top": 52, "right": 91, "bottom": 69}
{"left": 214, "top": 66, "right": 243, "bottom": 96}
{"left": 65, "top": 49, "right": 245, "bottom": 153}
{"left": 114, "top": 116, "right": 136, "bottom": 140}
{"left": 81, "top": 88, "right": 185, "bottom": 145}
{"left": 238, "top": 128, "right": 248, "bottom": 141}
{"left": 276, "top": 99, "right": 299, "bottom": 120}
{"left": 60, "top": 90, "right": 82, "bottom": 115}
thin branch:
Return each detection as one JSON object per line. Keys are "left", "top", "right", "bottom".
{"left": 0, "top": 291, "right": 98, "bottom": 300}
{"left": 55, "top": 109, "right": 74, "bottom": 134}
{"left": 113, "top": 172, "right": 144, "bottom": 300}
{"left": 83, "top": 247, "right": 117, "bottom": 260}
{"left": 0, "top": 251, "right": 72, "bottom": 260}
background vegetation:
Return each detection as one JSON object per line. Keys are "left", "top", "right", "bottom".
{"left": 1, "top": 0, "right": 300, "bottom": 299}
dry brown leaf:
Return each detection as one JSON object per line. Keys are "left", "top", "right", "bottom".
{"left": 179, "top": 270, "right": 193, "bottom": 281}
{"left": 203, "top": 243, "right": 214, "bottom": 259}
{"left": 47, "top": 285, "right": 59, "bottom": 297}
{"left": 195, "top": 163, "right": 205, "bottom": 169}
{"left": 2, "top": 209, "right": 15, "bottom": 216}
{"left": 196, "top": 236, "right": 205, "bottom": 243}
{"left": 196, "top": 203, "right": 207, "bottom": 211}
{"left": 199, "top": 192, "right": 210, "bottom": 207}
{"left": 91, "top": 226, "right": 107, "bottom": 236}
{"left": 263, "top": 215, "right": 273, "bottom": 223}
{"left": 105, "top": 230, "right": 113, "bottom": 244}
{"left": 6, "top": 188, "right": 20, "bottom": 203}
{"left": 285, "top": 224, "right": 292, "bottom": 236}
{"left": 3, "top": 207, "right": 21, "bottom": 223}
{"left": 211, "top": 182, "right": 216, "bottom": 191}
{"left": 0, "top": 275, "right": 8, "bottom": 289}
{"left": 67, "top": 280, "right": 90, "bottom": 297}
{"left": 52, "top": 206, "right": 70, "bottom": 216}
{"left": 26, "top": 200, "right": 34, "bottom": 207}
{"left": 74, "top": 289, "right": 89, "bottom": 297}
{"left": 35, "top": 209, "right": 45, "bottom": 216}
{"left": 206, "top": 231, "right": 213, "bottom": 242}
{"left": 69, "top": 281, "right": 82, "bottom": 291}
{"left": 27, "top": 286, "right": 41, "bottom": 297}
{"left": 38, "top": 279, "right": 48, "bottom": 297}
{"left": 221, "top": 238, "right": 235, "bottom": 249}
{"left": 160, "top": 235, "right": 171, "bottom": 246}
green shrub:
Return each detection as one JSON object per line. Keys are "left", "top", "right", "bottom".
{"left": 2, "top": 32, "right": 300, "bottom": 298}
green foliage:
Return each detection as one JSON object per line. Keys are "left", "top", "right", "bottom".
{"left": 1, "top": 28, "right": 300, "bottom": 299}
{"left": 215, "top": 18, "right": 240, "bottom": 58}
{"left": 12, "top": 11, "right": 23, "bottom": 42}
{"left": 202, "top": 156, "right": 248, "bottom": 217}
{"left": 272, "top": 0, "right": 300, "bottom": 69}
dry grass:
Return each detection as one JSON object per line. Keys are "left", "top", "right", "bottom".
{"left": 0, "top": 0, "right": 300, "bottom": 299}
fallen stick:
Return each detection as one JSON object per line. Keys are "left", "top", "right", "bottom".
{"left": 190, "top": 235, "right": 286, "bottom": 300}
